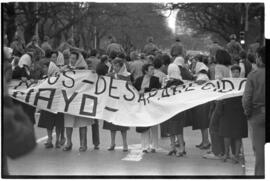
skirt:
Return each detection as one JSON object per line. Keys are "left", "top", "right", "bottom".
{"left": 191, "top": 102, "right": 211, "bottom": 130}
{"left": 103, "top": 121, "right": 129, "bottom": 131}
{"left": 64, "top": 114, "right": 93, "bottom": 128}
{"left": 160, "top": 111, "right": 186, "bottom": 137}
{"left": 38, "top": 110, "right": 64, "bottom": 130}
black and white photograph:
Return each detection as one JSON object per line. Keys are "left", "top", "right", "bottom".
{"left": 1, "top": 1, "right": 267, "bottom": 178}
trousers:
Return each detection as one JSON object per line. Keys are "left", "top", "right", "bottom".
{"left": 141, "top": 125, "right": 159, "bottom": 150}
{"left": 249, "top": 112, "right": 265, "bottom": 176}
{"left": 91, "top": 119, "right": 100, "bottom": 146}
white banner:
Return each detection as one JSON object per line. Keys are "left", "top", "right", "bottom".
{"left": 8, "top": 70, "right": 247, "bottom": 127}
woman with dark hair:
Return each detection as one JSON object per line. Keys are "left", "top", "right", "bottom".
{"left": 134, "top": 64, "right": 161, "bottom": 153}
{"left": 214, "top": 49, "right": 232, "bottom": 79}
{"left": 103, "top": 57, "right": 130, "bottom": 152}
{"left": 160, "top": 53, "right": 171, "bottom": 75}
{"left": 203, "top": 49, "right": 232, "bottom": 160}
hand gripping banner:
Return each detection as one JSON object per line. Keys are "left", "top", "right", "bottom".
{"left": 8, "top": 70, "right": 247, "bottom": 127}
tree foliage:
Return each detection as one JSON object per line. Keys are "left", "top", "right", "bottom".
{"left": 168, "top": 3, "right": 264, "bottom": 44}
{"left": 2, "top": 3, "right": 173, "bottom": 52}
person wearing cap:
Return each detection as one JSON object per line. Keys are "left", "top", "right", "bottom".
{"left": 170, "top": 36, "right": 185, "bottom": 60}
{"left": 143, "top": 36, "right": 159, "bottom": 56}
{"left": 226, "top": 34, "right": 243, "bottom": 64}
{"left": 10, "top": 35, "right": 25, "bottom": 57}
{"left": 26, "top": 35, "right": 45, "bottom": 58}
{"left": 106, "top": 36, "right": 125, "bottom": 57}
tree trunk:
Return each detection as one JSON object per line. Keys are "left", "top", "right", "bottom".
{"left": 4, "top": 3, "right": 17, "bottom": 45}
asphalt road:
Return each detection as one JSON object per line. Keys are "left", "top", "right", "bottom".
{"left": 7, "top": 120, "right": 244, "bottom": 176}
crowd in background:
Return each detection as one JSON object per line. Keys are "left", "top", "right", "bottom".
{"left": 3, "top": 33, "right": 265, "bottom": 176}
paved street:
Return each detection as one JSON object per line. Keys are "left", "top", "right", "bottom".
{"left": 7, "top": 119, "right": 246, "bottom": 176}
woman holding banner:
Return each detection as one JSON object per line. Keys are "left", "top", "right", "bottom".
{"left": 161, "top": 56, "right": 191, "bottom": 157}
{"left": 37, "top": 55, "right": 66, "bottom": 149}
{"left": 103, "top": 57, "right": 130, "bottom": 152}
{"left": 63, "top": 51, "right": 94, "bottom": 152}
{"left": 134, "top": 63, "right": 161, "bottom": 153}
{"left": 190, "top": 58, "right": 211, "bottom": 150}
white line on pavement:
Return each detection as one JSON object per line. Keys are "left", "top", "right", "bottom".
{"left": 36, "top": 133, "right": 56, "bottom": 143}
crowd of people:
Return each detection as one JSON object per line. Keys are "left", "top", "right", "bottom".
{"left": 3, "top": 33, "right": 265, "bottom": 176}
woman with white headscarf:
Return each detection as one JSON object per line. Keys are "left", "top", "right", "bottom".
{"left": 63, "top": 51, "right": 94, "bottom": 152}
{"left": 190, "top": 58, "right": 212, "bottom": 150}
{"left": 161, "top": 56, "right": 194, "bottom": 157}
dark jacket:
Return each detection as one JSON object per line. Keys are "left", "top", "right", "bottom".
{"left": 134, "top": 76, "right": 161, "bottom": 133}
{"left": 134, "top": 76, "right": 161, "bottom": 92}
{"left": 242, "top": 67, "right": 265, "bottom": 119}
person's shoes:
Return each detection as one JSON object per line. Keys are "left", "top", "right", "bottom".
{"left": 196, "top": 142, "right": 203, "bottom": 148}
{"left": 60, "top": 137, "right": 66, "bottom": 146}
{"left": 55, "top": 141, "right": 61, "bottom": 149}
{"left": 199, "top": 143, "right": 211, "bottom": 150}
{"left": 221, "top": 155, "right": 230, "bottom": 162}
{"left": 142, "top": 150, "right": 148, "bottom": 153}
{"left": 79, "top": 146, "right": 87, "bottom": 152}
{"left": 150, "top": 149, "right": 156, "bottom": 153}
{"left": 167, "top": 150, "right": 176, "bottom": 156}
{"left": 94, "top": 146, "right": 99, "bottom": 150}
{"left": 176, "top": 151, "right": 185, "bottom": 157}
{"left": 108, "top": 144, "right": 115, "bottom": 151}
{"left": 203, "top": 152, "right": 221, "bottom": 160}
{"left": 123, "top": 148, "right": 128, "bottom": 152}
{"left": 45, "top": 142, "right": 53, "bottom": 149}
{"left": 63, "top": 144, "right": 72, "bottom": 151}
{"left": 231, "top": 155, "right": 240, "bottom": 164}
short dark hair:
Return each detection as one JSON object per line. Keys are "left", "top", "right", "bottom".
{"left": 256, "top": 46, "right": 265, "bottom": 64}
{"left": 100, "top": 55, "right": 108, "bottom": 63}
{"left": 142, "top": 63, "right": 153, "bottom": 75}
{"left": 215, "top": 49, "right": 231, "bottom": 66}
{"left": 112, "top": 57, "right": 124, "bottom": 67}
{"left": 239, "top": 50, "right": 247, "bottom": 59}
{"left": 109, "top": 51, "right": 118, "bottom": 59}
{"left": 161, "top": 54, "right": 171, "bottom": 66}
{"left": 70, "top": 51, "right": 79, "bottom": 60}
{"left": 90, "top": 49, "right": 97, "bottom": 56}
{"left": 153, "top": 56, "right": 163, "bottom": 69}
{"left": 231, "top": 64, "right": 241, "bottom": 72}
{"left": 247, "top": 53, "right": 256, "bottom": 64}
{"left": 51, "top": 50, "right": 58, "bottom": 57}
{"left": 117, "top": 52, "right": 126, "bottom": 59}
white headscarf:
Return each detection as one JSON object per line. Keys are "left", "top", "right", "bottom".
{"left": 195, "top": 62, "right": 209, "bottom": 74}
{"left": 48, "top": 61, "right": 60, "bottom": 77}
{"left": 167, "top": 63, "right": 182, "bottom": 80}
{"left": 118, "top": 63, "right": 131, "bottom": 77}
{"left": 72, "top": 53, "right": 88, "bottom": 69}
{"left": 18, "top": 53, "right": 32, "bottom": 68}
{"left": 56, "top": 51, "right": 65, "bottom": 66}
{"left": 195, "top": 62, "right": 209, "bottom": 81}
{"left": 173, "top": 56, "right": 185, "bottom": 67}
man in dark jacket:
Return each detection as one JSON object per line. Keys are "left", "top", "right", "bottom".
{"left": 242, "top": 46, "right": 265, "bottom": 176}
